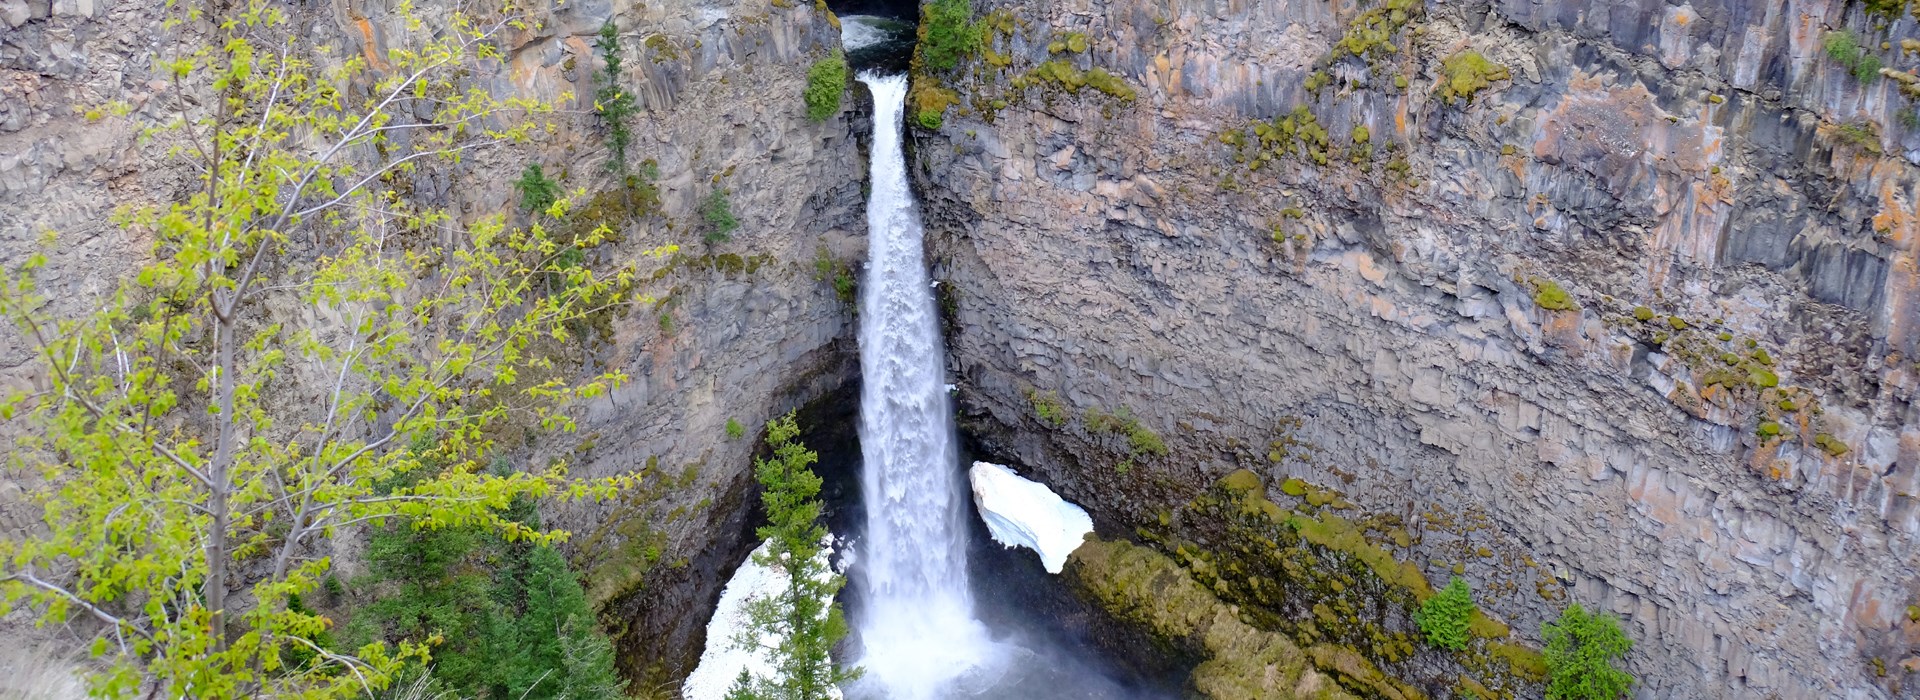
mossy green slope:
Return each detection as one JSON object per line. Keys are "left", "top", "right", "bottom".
{"left": 1068, "top": 537, "right": 1359, "bottom": 700}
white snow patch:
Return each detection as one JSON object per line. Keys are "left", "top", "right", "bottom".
{"left": 683, "top": 540, "right": 845, "bottom": 700}
{"left": 968, "top": 461, "right": 1094, "bottom": 574}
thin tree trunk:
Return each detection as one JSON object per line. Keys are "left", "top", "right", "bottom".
{"left": 205, "top": 314, "right": 235, "bottom": 650}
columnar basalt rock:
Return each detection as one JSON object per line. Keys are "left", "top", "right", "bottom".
{"left": 0, "top": 0, "right": 866, "bottom": 685}
{"left": 915, "top": 0, "right": 1920, "bottom": 697}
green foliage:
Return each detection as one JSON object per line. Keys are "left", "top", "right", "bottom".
{"left": 732, "top": 412, "right": 861, "bottom": 699}
{"left": 813, "top": 246, "right": 857, "bottom": 305}
{"left": 514, "top": 164, "right": 563, "bottom": 213}
{"left": 596, "top": 22, "right": 639, "bottom": 171}
{"left": 1023, "top": 60, "right": 1139, "bottom": 101}
{"left": 1865, "top": 0, "right": 1920, "bottom": 21}
{"left": 354, "top": 508, "right": 625, "bottom": 700}
{"left": 1824, "top": 30, "right": 1885, "bottom": 83}
{"left": 728, "top": 418, "right": 746, "bottom": 440}
{"left": 1815, "top": 432, "right": 1851, "bottom": 456}
{"left": 703, "top": 188, "right": 740, "bottom": 243}
{"left": 1027, "top": 389, "right": 1069, "bottom": 426}
{"left": 1087, "top": 407, "right": 1167, "bottom": 458}
{"left": 1530, "top": 278, "right": 1578, "bottom": 311}
{"left": 1333, "top": 0, "right": 1420, "bottom": 61}
{"left": 0, "top": 4, "right": 653, "bottom": 697}
{"left": 1438, "top": 51, "right": 1511, "bottom": 104}
{"left": 1542, "top": 603, "right": 1634, "bottom": 700}
{"left": 908, "top": 78, "right": 960, "bottom": 131}
{"left": 1831, "top": 120, "right": 1884, "bottom": 154}
{"left": 1228, "top": 104, "right": 1334, "bottom": 170}
{"left": 919, "top": 0, "right": 978, "bottom": 72}
{"left": 804, "top": 51, "right": 849, "bottom": 122}
{"left": 1415, "top": 577, "right": 1476, "bottom": 651}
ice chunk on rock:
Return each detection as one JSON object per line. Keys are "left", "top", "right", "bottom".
{"left": 968, "top": 461, "right": 1094, "bottom": 574}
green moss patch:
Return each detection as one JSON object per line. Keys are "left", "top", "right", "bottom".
{"left": 1120, "top": 474, "right": 1544, "bottom": 698}
{"left": 1528, "top": 278, "right": 1577, "bottom": 312}
{"left": 1023, "top": 60, "right": 1138, "bottom": 101}
{"left": 1438, "top": 51, "right": 1510, "bottom": 105}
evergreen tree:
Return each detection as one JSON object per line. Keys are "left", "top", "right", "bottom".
{"left": 498, "top": 546, "right": 625, "bottom": 700}
{"left": 1414, "top": 576, "right": 1475, "bottom": 651}
{"left": 731, "top": 412, "right": 859, "bottom": 700}
{"left": 1543, "top": 603, "right": 1635, "bottom": 700}
{"left": 594, "top": 22, "right": 637, "bottom": 172}
{"left": 355, "top": 503, "right": 623, "bottom": 700}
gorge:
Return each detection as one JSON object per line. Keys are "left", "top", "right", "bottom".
{"left": 3, "top": 0, "right": 1920, "bottom": 698}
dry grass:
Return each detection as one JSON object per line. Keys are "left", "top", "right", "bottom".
{"left": 0, "top": 642, "right": 86, "bottom": 700}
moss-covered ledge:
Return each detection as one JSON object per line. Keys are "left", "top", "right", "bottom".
{"left": 1066, "top": 537, "right": 1358, "bottom": 700}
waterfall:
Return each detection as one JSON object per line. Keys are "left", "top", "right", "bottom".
{"left": 851, "top": 72, "right": 1000, "bottom": 699}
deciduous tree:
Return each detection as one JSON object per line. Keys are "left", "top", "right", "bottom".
{"left": 0, "top": 1, "right": 671, "bottom": 696}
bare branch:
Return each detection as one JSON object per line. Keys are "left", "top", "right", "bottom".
{"left": 2, "top": 570, "right": 154, "bottom": 654}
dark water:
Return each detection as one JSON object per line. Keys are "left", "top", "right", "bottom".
{"left": 824, "top": 0, "right": 915, "bottom": 73}
{"left": 798, "top": 391, "right": 1193, "bottom": 700}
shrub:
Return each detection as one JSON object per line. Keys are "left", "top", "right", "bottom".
{"left": 804, "top": 50, "right": 848, "bottom": 122}
{"left": 727, "top": 418, "right": 745, "bottom": 440}
{"left": 1087, "top": 407, "right": 1167, "bottom": 457}
{"left": 1415, "top": 577, "right": 1475, "bottom": 651}
{"left": 1832, "top": 120, "right": 1884, "bottom": 154}
{"left": 703, "top": 188, "right": 739, "bottom": 243}
{"left": 1027, "top": 390, "right": 1068, "bottom": 426}
{"left": 919, "top": 0, "right": 977, "bottom": 71}
{"left": 1128, "top": 422, "right": 1167, "bottom": 457}
{"left": 514, "top": 164, "right": 562, "bottom": 213}
{"left": 1543, "top": 603, "right": 1634, "bottom": 700}
{"left": 813, "top": 246, "right": 857, "bottom": 304}
{"left": 1824, "top": 30, "right": 1885, "bottom": 83}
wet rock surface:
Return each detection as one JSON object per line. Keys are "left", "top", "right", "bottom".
{"left": 915, "top": 0, "right": 1920, "bottom": 697}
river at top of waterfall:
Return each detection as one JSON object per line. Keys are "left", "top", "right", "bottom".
{"left": 838, "top": 15, "right": 908, "bottom": 51}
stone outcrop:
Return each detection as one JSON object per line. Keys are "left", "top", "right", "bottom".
{"left": 915, "top": 0, "right": 1920, "bottom": 697}
{"left": 1067, "top": 536, "right": 1356, "bottom": 700}
{"left": 0, "top": 0, "right": 866, "bottom": 684}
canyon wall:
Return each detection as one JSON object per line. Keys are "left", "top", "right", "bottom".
{"left": 0, "top": 0, "right": 864, "bottom": 684}
{"left": 914, "top": 0, "right": 1920, "bottom": 697}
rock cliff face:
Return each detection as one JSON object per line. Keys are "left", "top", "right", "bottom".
{"left": 914, "top": 0, "right": 1920, "bottom": 697}
{"left": 0, "top": 0, "right": 865, "bottom": 684}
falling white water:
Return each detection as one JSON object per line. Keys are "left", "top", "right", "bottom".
{"left": 851, "top": 72, "right": 1002, "bottom": 699}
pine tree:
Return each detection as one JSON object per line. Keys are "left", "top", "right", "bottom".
{"left": 731, "top": 412, "right": 859, "bottom": 700}
{"left": 499, "top": 546, "right": 625, "bottom": 700}
{"left": 594, "top": 22, "right": 637, "bottom": 172}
